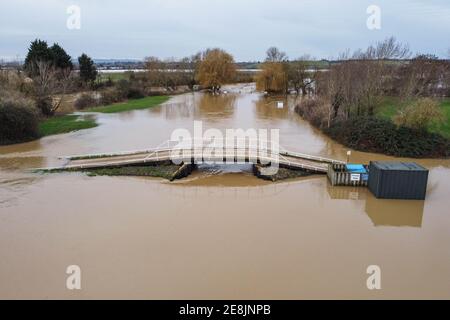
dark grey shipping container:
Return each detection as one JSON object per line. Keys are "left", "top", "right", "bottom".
{"left": 368, "top": 161, "right": 429, "bottom": 200}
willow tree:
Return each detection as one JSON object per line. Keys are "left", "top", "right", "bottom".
{"left": 196, "top": 48, "right": 236, "bottom": 93}
{"left": 256, "top": 47, "right": 289, "bottom": 93}
{"left": 256, "top": 62, "right": 288, "bottom": 93}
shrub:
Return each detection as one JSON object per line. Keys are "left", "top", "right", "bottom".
{"left": 0, "top": 96, "right": 40, "bottom": 145}
{"left": 115, "top": 79, "right": 145, "bottom": 99}
{"left": 127, "top": 87, "right": 145, "bottom": 99}
{"left": 74, "top": 93, "right": 98, "bottom": 110}
{"left": 295, "top": 98, "right": 332, "bottom": 128}
{"left": 35, "top": 96, "right": 53, "bottom": 116}
{"left": 115, "top": 79, "right": 131, "bottom": 99}
{"left": 393, "top": 98, "right": 444, "bottom": 130}
{"left": 324, "top": 117, "right": 450, "bottom": 158}
{"left": 98, "top": 88, "right": 120, "bottom": 105}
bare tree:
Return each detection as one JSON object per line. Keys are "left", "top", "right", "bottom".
{"left": 363, "top": 36, "right": 411, "bottom": 60}
{"left": 314, "top": 37, "right": 413, "bottom": 123}
{"left": 288, "top": 55, "right": 316, "bottom": 95}
{"left": 398, "top": 54, "right": 450, "bottom": 98}
{"left": 265, "top": 47, "right": 287, "bottom": 62}
{"left": 32, "top": 61, "right": 73, "bottom": 115}
{"left": 181, "top": 52, "right": 201, "bottom": 89}
{"left": 145, "top": 56, "right": 166, "bottom": 88}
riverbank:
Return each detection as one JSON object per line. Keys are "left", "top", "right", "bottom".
{"left": 295, "top": 100, "right": 450, "bottom": 159}
{"left": 323, "top": 117, "right": 450, "bottom": 158}
{"left": 1, "top": 95, "right": 171, "bottom": 145}
{"left": 84, "top": 96, "right": 169, "bottom": 113}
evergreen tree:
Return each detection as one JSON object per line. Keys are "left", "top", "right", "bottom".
{"left": 24, "top": 39, "right": 73, "bottom": 76}
{"left": 24, "top": 39, "right": 52, "bottom": 76}
{"left": 50, "top": 43, "right": 73, "bottom": 71}
{"left": 78, "top": 53, "right": 98, "bottom": 86}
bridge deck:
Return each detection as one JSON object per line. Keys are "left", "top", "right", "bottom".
{"left": 43, "top": 146, "right": 345, "bottom": 174}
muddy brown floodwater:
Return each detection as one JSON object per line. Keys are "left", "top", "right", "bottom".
{"left": 0, "top": 84, "right": 449, "bottom": 299}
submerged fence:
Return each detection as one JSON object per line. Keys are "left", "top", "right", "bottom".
{"left": 327, "top": 164, "right": 369, "bottom": 187}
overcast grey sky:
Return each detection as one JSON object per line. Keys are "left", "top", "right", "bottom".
{"left": 1, "top": 0, "right": 449, "bottom": 61}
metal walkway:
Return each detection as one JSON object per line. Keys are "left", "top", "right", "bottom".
{"left": 42, "top": 139, "right": 345, "bottom": 173}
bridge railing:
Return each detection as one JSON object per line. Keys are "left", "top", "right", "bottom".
{"left": 63, "top": 138, "right": 344, "bottom": 166}
{"left": 143, "top": 138, "right": 281, "bottom": 164}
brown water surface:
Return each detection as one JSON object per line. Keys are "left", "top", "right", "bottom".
{"left": 0, "top": 84, "right": 449, "bottom": 299}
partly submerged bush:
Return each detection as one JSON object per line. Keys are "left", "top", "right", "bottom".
{"left": 74, "top": 93, "right": 98, "bottom": 110}
{"left": 294, "top": 98, "right": 331, "bottom": 128}
{"left": 35, "top": 96, "right": 54, "bottom": 116}
{"left": 100, "top": 88, "right": 122, "bottom": 105}
{"left": 0, "top": 96, "right": 40, "bottom": 145}
{"left": 115, "top": 79, "right": 145, "bottom": 99}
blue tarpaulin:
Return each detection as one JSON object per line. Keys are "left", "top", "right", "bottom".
{"left": 346, "top": 164, "right": 367, "bottom": 173}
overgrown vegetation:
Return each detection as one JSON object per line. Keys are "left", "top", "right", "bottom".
{"left": 294, "top": 37, "right": 450, "bottom": 158}
{"left": 378, "top": 97, "right": 450, "bottom": 138}
{"left": 0, "top": 96, "right": 40, "bottom": 145}
{"left": 323, "top": 117, "right": 449, "bottom": 158}
{"left": 83, "top": 165, "right": 181, "bottom": 180}
{"left": 74, "top": 93, "right": 99, "bottom": 110}
{"left": 393, "top": 98, "right": 444, "bottom": 131}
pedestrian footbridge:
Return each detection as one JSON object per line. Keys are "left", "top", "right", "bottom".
{"left": 41, "top": 139, "right": 345, "bottom": 173}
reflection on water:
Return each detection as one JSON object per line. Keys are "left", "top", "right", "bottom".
{"left": 326, "top": 183, "right": 424, "bottom": 227}
{"left": 254, "top": 94, "right": 300, "bottom": 120}
{"left": 0, "top": 156, "right": 45, "bottom": 171}
{"left": 159, "top": 94, "right": 196, "bottom": 119}
{"left": 326, "top": 184, "right": 368, "bottom": 201}
{"left": 196, "top": 93, "right": 236, "bottom": 121}
{"left": 0, "top": 83, "right": 450, "bottom": 299}
{"left": 365, "top": 196, "right": 424, "bottom": 228}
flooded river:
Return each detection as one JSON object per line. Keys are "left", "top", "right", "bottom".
{"left": 1, "top": 84, "right": 449, "bottom": 299}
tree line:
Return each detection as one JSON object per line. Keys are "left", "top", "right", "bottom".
{"left": 291, "top": 37, "right": 450, "bottom": 158}
{"left": 292, "top": 37, "right": 450, "bottom": 130}
{"left": 1, "top": 37, "right": 449, "bottom": 152}
{"left": 1, "top": 39, "right": 99, "bottom": 144}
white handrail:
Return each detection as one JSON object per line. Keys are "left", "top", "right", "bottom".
{"left": 60, "top": 138, "right": 343, "bottom": 168}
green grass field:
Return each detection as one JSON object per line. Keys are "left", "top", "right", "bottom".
{"left": 98, "top": 71, "right": 132, "bottom": 82}
{"left": 39, "top": 115, "right": 98, "bottom": 137}
{"left": 85, "top": 96, "right": 170, "bottom": 113}
{"left": 433, "top": 99, "right": 450, "bottom": 137}
{"left": 377, "top": 97, "right": 450, "bottom": 138}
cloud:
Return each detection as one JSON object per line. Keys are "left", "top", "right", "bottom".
{"left": 0, "top": 0, "right": 449, "bottom": 61}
